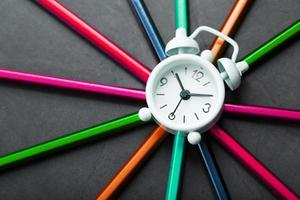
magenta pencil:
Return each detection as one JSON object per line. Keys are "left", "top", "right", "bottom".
{"left": 0, "top": 69, "right": 145, "bottom": 100}
{"left": 3, "top": 68, "right": 300, "bottom": 119}
{"left": 210, "top": 125, "right": 299, "bottom": 200}
{"left": 224, "top": 104, "right": 300, "bottom": 121}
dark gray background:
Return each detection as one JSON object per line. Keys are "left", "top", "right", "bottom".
{"left": 0, "top": 0, "right": 299, "bottom": 199}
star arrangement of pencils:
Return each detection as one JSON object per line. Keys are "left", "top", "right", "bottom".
{"left": 0, "top": 0, "right": 299, "bottom": 199}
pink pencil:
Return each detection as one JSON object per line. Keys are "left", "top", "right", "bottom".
{"left": 210, "top": 125, "right": 299, "bottom": 200}
{"left": 3, "top": 67, "right": 300, "bottom": 121}
{"left": 224, "top": 103, "right": 300, "bottom": 121}
{"left": 0, "top": 69, "right": 145, "bottom": 100}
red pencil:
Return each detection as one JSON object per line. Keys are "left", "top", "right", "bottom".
{"left": 36, "top": 0, "right": 151, "bottom": 83}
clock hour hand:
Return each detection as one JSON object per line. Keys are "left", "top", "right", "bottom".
{"left": 189, "top": 93, "right": 213, "bottom": 97}
{"left": 175, "top": 73, "right": 185, "bottom": 91}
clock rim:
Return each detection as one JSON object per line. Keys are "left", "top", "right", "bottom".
{"left": 146, "top": 54, "right": 225, "bottom": 133}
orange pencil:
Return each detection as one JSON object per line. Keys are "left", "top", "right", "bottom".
{"left": 210, "top": 0, "right": 251, "bottom": 62}
{"left": 97, "top": 127, "right": 167, "bottom": 200}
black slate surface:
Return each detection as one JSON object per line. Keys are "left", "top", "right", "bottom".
{"left": 0, "top": 0, "right": 299, "bottom": 199}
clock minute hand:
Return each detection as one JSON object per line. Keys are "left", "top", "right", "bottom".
{"left": 189, "top": 93, "right": 214, "bottom": 97}
{"left": 175, "top": 73, "right": 185, "bottom": 91}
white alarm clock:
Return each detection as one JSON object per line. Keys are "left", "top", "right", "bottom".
{"left": 139, "top": 26, "right": 249, "bottom": 145}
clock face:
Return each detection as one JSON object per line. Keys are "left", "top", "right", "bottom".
{"left": 146, "top": 54, "right": 225, "bottom": 133}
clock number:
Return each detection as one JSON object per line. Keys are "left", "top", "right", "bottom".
{"left": 168, "top": 113, "right": 175, "bottom": 120}
{"left": 202, "top": 103, "right": 211, "bottom": 113}
{"left": 192, "top": 70, "right": 204, "bottom": 82}
{"left": 160, "top": 77, "right": 168, "bottom": 87}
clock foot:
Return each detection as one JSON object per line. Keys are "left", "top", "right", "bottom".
{"left": 138, "top": 107, "right": 152, "bottom": 122}
{"left": 187, "top": 131, "right": 202, "bottom": 145}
